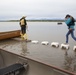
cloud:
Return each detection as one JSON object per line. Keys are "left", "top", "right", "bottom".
{"left": 0, "top": 0, "right": 76, "bottom": 20}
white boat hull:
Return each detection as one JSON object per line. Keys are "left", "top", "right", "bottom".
{"left": 0, "top": 49, "right": 74, "bottom": 75}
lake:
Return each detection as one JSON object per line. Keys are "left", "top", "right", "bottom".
{"left": 0, "top": 22, "right": 76, "bottom": 73}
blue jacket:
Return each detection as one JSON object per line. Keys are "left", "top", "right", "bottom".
{"left": 65, "top": 18, "right": 75, "bottom": 29}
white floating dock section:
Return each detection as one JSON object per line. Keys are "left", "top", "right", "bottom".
{"left": 51, "top": 42, "right": 59, "bottom": 47}
{"left": 41, "top": 41, "right": 49, "bottom": 45}
{"left": 60, "top": 43, "right": 69, "bottom": 49}
{"left": 73, "top": 46, "right": 76, "bottom": 51}
{"left": 31, "top": 40, "right": 39, "bottom": 44}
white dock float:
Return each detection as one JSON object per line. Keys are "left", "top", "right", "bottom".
{"left": 73, "top": 46, "right": 76, "bottom": 51}
{"left": 31, "top": 40, "right": 39, "bottom": 44}
{"left": 60, "top": 43, "right": 69, "bottom": 50}
{"left": 41, "top": 41, "right": 49, "bottom": 45}
{"left": 51, "top": 42, "right": 59, "bottom": 47}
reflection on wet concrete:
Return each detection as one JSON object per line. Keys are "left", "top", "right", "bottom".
{"left": 63, "top": 50, "right": 76, "bottom": 73}
{"left": 0, "top": 39, "right": 30, "bottom": 56}
{"left": 20, "top": 40, "right": 29, "bottom": 56}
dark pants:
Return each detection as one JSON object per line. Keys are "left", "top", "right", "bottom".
{"left": 66, "top": 29, "right": 76, "bottom": 43}
{"left": 21, "top": 25, "right": 26, "bottom": 35}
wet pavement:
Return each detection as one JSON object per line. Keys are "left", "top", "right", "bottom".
{"left": 0, "top": 38, "right": 76, "bottom": 74}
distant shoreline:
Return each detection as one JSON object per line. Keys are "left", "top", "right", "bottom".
{"left": 0, "top": 20, "right": 65, "bottom": 22}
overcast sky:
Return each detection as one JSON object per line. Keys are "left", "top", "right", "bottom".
{"left": 0, "top": 0, "right": 76, "bottom": 20}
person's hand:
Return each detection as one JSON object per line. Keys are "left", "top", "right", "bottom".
{"left": 69, "top": 28, "right": 72, "bottom": 31}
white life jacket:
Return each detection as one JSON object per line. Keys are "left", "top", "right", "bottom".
{"left": 20, "top": 19, "right": 25, "bottom": 25}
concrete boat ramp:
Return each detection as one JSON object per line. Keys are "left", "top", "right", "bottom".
{"left": 0, "top": 38, "right": 76, "bottom": 75}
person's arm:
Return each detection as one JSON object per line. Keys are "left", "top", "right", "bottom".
{"left": 24, "top": 19, "right": 27, "bottom": 25}
{"left": 65, "top": 18, "right": 71, "bottom": 25}
{"left": 19, "top": 18, "right": 22, "bottom": 27}
{"left": 24, "top": 19, "right": 28, "bottom": 31}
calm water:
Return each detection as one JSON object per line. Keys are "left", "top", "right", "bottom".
{"left": 0, "top": 22, "right": 76, "bottom": 73}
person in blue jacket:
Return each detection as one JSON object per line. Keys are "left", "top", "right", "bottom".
{"left": 65, "top": 14, "right": 76, "bottom": 44}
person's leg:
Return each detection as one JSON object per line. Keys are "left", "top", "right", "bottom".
{"left": 22, "top": 25, "right": 25, "bottom": 35}
{"left": 71, "top": 29, "right": 76, "bottom": 41}
{"left": 23, "top": 26, "right": 27, "bottom": 40}
{"left": 66, "top": 30, "right": 71, "bottom": 43}
{"left": 21, "top": 26, "right": 23, "bottom": 34}
{"left": 23, "top": 25, "right": 26, "bottom": 34}
{"left": 20, "top": 26, "right": 24, "bottom": 40}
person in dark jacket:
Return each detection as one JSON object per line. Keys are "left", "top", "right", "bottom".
{"left": 20, "top": 16, "right": 28, "bottom": 40}
{"left": 65, "top": 14, "right": 76, "bottom": 44}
